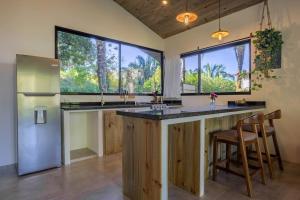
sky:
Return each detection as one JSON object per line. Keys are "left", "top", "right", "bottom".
{"left": 120, "top": 45, "right": 161, "bottom": 68}
{"left": 185, "top": 43, "right": 250, "bottom": 75}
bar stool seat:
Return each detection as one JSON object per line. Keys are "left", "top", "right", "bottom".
{"left": 241, "top": 125, "right": 274, "bottom": 136}
{"left": 214, "top": 130, "right": 257, "bottom": 143}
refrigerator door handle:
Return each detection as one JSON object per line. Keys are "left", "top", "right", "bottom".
{"left": 23, "top": 92, "right": 58, "bottom": 97}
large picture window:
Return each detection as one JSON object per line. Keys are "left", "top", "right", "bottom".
{"left": 181, "top": 39, "right": 251, "bottom": 95}
{"left": 56, "top": 26, "right": 163, "bottom": 95}
{"left": 121, "top": 44, "right": 162, "bottom": 94}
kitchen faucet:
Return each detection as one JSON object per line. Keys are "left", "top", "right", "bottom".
{"left": 100, "top": 91, "right": 105, "bottom": 106}
{"left": 123, "top": 90, "right": 128, "bottom": 104}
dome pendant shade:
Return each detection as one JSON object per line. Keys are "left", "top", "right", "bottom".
{"left": 211, "top": 0, "right": 229, "bottom": 40}
{"left": 176, "top": 12, "right": 198, "bottom": 25}
{"left": 176, "top": 0, "right": 198, "bottom": 25}
{"left": 211, "top": 29, "right": 229, "bottom": 40}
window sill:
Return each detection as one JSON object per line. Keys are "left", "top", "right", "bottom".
{"left": 61, "top": 93, "right": 162, "bottom": 96}
{"left": 181, "top": 92, "right": 251, "bottom": 96}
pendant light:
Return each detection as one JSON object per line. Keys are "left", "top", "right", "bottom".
{"left": 211, "top": 0, "right": 229, "bottom": 40}
{"left": 162, "top": 0, "right": 168, "bottom": 5}
{"left": 176, "top": 0, "right": 198, "bottom": 25}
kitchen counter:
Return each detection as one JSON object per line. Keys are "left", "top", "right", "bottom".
{"left": 61, "top": 100, "right": 182, "bottom": 111}
{"left": 61, "top": 102, "right": 151, "bottom": 110}
{"left": 117, "top": 104, "right": 266, "bottom": 120}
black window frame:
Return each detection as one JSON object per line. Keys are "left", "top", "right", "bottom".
{"left": 55, "top": 26, "right": 164, "bottom": 96}
{"left": 180, "top": 38, "right": 252, "bottom": 96}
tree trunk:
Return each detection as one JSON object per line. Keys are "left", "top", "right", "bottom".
{"left": 97, "top": 40, "right": 107, "bottom": 92}
{"left": 234, "top": 45, "right": 245, "bottom": 90}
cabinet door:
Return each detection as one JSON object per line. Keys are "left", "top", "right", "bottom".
{"left": 103, "top": 111, "right": 123, "bottom": 155}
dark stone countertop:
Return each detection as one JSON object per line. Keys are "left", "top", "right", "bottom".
{"left": 61, "top": 102, "right": 150, "bottom": 111}
{"left": 61, "top": 101, "right": 182, "bottom": 111}
{"left": 116, "top": 104, "right": 266, "bottom": 120}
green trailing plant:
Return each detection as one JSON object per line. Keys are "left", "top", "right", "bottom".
{"left": 251, "top": 28, "right": 283, "bottom": 90}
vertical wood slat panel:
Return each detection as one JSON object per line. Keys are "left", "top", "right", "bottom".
{"left": 168, "top": 121, "right": 200, "bottom": 195}
{"left": 103, "top": 111, "right": 123, "bottom": 155}
{"left": 122, "top": 117, "right": 162, "bottom": 200}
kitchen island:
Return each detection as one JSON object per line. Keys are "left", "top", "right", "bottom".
{"left": 117, "top": 103, "right": 265, "bottom": 200}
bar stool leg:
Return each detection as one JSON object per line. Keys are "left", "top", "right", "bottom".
{"left": 236, "top": 145, "right": 242, "bottom": 166}
{"left": 261, "top": 129, "right": 274, "bottom": 179}
{"left": 240, "top": 142, "right": 253, "bottom": 198}
{"left": 226, "top": 144, "right": 231, "bottom": 170}
{"left": 213, "top": 137, "right": 218, "bottom": 181}
{"left": 272, "top": 131, "right": 284, "bottom": 171}
{"left": 255, "top": 138, "right": 266, "bottom": 185}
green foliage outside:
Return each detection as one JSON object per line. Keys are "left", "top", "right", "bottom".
{"left": 184, "top": 69, "right": 198, "bottom": 91}
{"left": 58, "top": 31, "right": 99, "bottom": 93}
{"left": 57, "top": 31, "right": 161, "bottom": 94}
{"left": 201, "top": 64, "right": 235, "bottom": 93}
{"left": 143, "top": 67, "right": 161, "bottom": 93}
{"left": 183, "top": 63, "right": 236, "bottom": 93}
{"left": 201, "top": 74, "right": 235, "bottom": 93}
{"left": 122, "top": 55, "right": 161, "bottom": 93}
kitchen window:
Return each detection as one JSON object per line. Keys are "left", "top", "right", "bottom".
{"left": 182, "top": 54, "right": 199, "bottom": 93}
{"left": 121, "top": 44, "right": 162, "bottom": 94}
{"left": 181, "top": 39, "right": 251, "bottom": 95}
{"left": 55, "top": 26, "right": 163, "bottom": 95}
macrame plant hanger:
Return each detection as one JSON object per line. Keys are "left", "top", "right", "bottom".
{"left": 260, "top": 0, "right": 272, "bottom": 30}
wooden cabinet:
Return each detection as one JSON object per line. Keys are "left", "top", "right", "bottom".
{"left": 168, "top": 122, "right": 200, "bottom": 195}
{"left": 103, "top": 110, "right": 123, "bottom": 155}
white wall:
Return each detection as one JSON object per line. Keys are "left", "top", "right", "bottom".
{"left": 70, "top": 112, "right": 98, "bottom": 153}
{"left": 0, "top": 0, "right": 164, "bottom": 166}
{"left": 165, "top": 0, "right": 300, "bottom": 164}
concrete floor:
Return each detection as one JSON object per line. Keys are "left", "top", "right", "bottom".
{"left": 0, "top": 153, "right": 299, "bottom": 200}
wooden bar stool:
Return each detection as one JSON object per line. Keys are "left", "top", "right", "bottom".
{"left": 246, "top": 110, "right": 283, "bottom": 178}
{"left": 212, "top": 113, "right": 266, "bottom": 198}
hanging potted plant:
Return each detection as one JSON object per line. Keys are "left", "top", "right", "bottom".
{"left": 251, "top": 0, "right": 284, "bottom": 90}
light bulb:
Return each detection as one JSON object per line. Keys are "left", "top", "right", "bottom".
{"left": 162, "top": 0, "right": 168, "bottom": 5}
{"left": 184, "top": 15, "right": 189, "bottom": 25}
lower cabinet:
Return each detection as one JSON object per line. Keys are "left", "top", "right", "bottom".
{"left": 103, "top": 110, "right": 123, "bottom": 155}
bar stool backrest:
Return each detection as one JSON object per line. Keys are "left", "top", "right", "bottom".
{"left": 236, "top": 112, "right": 265, "bottom": 141}
{"left": 264, "top": 110, "right": 281, "bottom": 127}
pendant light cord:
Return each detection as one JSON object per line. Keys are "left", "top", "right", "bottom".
{"left": 186, "top": 0, "right": 188, "bottom": 12}
{"left": 218, "top": 0, "right": 221, "bottom": 30}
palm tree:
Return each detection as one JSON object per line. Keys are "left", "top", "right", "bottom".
{"left": 127, "top": 55, "right": 159, "bottom": 88}
{"left": 202, "top": 64, "right": 234, "bottom": 80}
{"left": 234, "top": 45, "right": 245, "bottom": 89}
{"left": 96, "top": 40, "right": 107, "bottom": 92}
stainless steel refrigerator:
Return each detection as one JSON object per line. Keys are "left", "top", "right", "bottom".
{"left": 16, "top": 54, "right": 61, "bottom": 175}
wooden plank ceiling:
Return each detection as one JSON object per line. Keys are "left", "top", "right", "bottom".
{"left": 114, "top": 0, "right": 264, "bottom": 38}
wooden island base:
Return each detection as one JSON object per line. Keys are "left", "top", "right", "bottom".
{"left": 121, "top": 113, "right": 250, "bottom": 200}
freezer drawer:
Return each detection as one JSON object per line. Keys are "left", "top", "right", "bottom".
{"left": 17, "top": 94, "right": 61, "bottom": 175}
{"left": 17, "top": 54, "right": 60, "bottom": 93}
